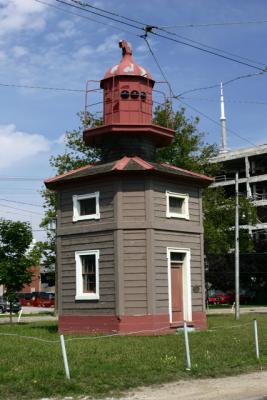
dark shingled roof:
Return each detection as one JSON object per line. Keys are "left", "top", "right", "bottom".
{"left": 45, "top": 156, "right": 213, "bottom": 189}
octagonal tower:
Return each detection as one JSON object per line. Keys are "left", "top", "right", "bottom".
{"left": 45, "top": 40, "right": 212, "bottom": 334}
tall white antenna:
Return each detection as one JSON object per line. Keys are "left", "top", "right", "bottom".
{"left": 220, "top": 81, "right": 228, "bottom": 153}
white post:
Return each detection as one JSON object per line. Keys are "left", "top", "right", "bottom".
{"left": 17, "top": 309, "right": 23, "bottom": 323}
{"left": 60, "top": 334, "right": 70, "bottom": 380}
{"left": 183, "top": 321, "right": 191, "bottom": 370}
{"left": 235, "top": 172, "right": 240, "bottom": 320}
{"left": 253, "top": 319, "right": 260, "bottom": 359}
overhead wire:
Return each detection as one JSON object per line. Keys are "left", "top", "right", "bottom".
{"left": 54, "top": 0, "right": 142, "bottom": 31}
{"left": 69, "top": 0, "right": 146, "bottom": 27}
{"left": 0, "top": 203, "right": 43, "bottom": 216}
{"left": 0, "top": 82, "right": 83, "bottom": 93}
{"left": 176, "top": 97, "right": 258, "bottom": 147}
{"left": 156, "top": 29, "right": 266, "bottom": 68}
{"left": 0, "top": 198, "right": 42, "bottom": 208}
{"left": 0, "top": 177, "right": 43, "bottom": 181}
{"left": 142, "top": 36, "right": 259, "bottom": 148}
{"left": 12, "top": 0, "right": 265, "bottom": 148}
{"left": 64, "top": 0, "right": 267, "bottom": 71}
{"left": 176, "top": 70, "right": 266, "bottom": 97}
{"left": 5, "top": 0, "right": 261, "bottom": 100}
{"left": 181, "top": 96, "right": 267, "bottom": 105}
{"left": 34, "top": 0, "right": 139, "bottom": 37}
{"left": 159, "top": 19, "right": 267, "bottom": 29}
{"left": 142, "top": 37, "right": 173, "bottom": 95}
{"left": 149, "top": 30, "right": 265, "bottom": 72}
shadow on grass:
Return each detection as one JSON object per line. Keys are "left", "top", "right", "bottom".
{"left": 30, "top": 323, "right": 58, "bottom": 333}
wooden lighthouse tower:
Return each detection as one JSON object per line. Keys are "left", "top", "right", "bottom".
{"left": 45, "top": 40, "right": 212, "bottom": 333}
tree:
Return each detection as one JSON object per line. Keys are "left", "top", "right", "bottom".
{"left": 0, "top": 219, "right": 39, "bottom": 322}
{"left": 203, "top": 187, "right": 257, "bottom": 256}
{"left": 155, "top": 104, "right": 219, "bottom": 176}
{"left": 203, "top": 187, "right": 258, "bottom": 291}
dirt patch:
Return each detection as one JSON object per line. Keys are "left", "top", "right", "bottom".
{"left": 108, "top": 371, "right": 267, "bottom": 400}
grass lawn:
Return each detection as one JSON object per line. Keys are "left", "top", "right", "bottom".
{"left": 0, "top": 314, "right": 266, "bottom": 400}
{"left": 0, "top": 311, "right": 54, "bottom": 318}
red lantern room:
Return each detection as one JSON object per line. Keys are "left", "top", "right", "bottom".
{"left": 101, "top": 40, "right": 154, "bottom": 125}
{"left": 83, "top": 40, "right": 175, "bottom": 161}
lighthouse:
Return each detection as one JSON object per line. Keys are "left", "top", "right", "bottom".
{"left": 45, "top": 40, "right": 212, "bottom": 333}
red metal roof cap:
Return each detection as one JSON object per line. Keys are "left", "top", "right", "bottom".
{"left": 103, "top": 40, "right": 153, "bottom": 80}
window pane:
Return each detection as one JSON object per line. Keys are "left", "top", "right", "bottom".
{"left": 81, "top": 254, "right": 96, "bottom": 293}
{"left": 79, "top": 197, "right": 96, "bottom": 216}
{"left": 169, "top": 196, "right": 183, "bottom": 214}
{"left": 171, "top": 252, "right": 185, "bottom": 263}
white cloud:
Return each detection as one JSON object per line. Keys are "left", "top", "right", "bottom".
{"left": 12, "top": 46, "right": 28, "bottom": 58}
{"left": 54, "top": 133, "right": 66, "bottom": 145}
{"left": 0, "top": 50, "right": 6, "bottom": 61}
{"left": 95, "top": 34, "right": 121, "bottom": 55}
{"left": 46, "top": 19, "right": 77, "bottom": 42}
{"left": 0, "top": 124, "right": 51, "bottom": 168}
{"left": 0, "top": 0, "right": 47, "bottom": 37}
{"left": 76, "top": 45, "right": 94, "bottom": 58}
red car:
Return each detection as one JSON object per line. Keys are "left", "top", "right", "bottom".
{"left": 31, "top": 292, "right": 55, "bottom": 308}
{"left": 17, "top": 293, "right": 34, "bottom": 306}
{"left": 17, "top": 292, "right": 55, "bottom": 307}
{"left": 208, "top": 290, "right": 234, "bottom": 305}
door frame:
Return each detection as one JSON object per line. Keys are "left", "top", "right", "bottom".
{"left": 167, "top": 247, "right": 192, "bottom": 323}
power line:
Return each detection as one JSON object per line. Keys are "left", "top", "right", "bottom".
{"left": 70, "top": 0, "right": 266, "bottom": 68}
{"left": 0, "top": 198, "right": 42, "bottom": 208}
{"left": 156, "top": 30, "right": 266, "bottom": 69}
{"left": 182, "top": 96, "right": 267, "bottom": 105}
{"left": 150, "top": 30, "right": 265, "bottom": 72}
{"left": 159, "top": 19, "right": 267, "bottom": 29}
{"left": 34, "top": 0, "right": 138, "bottom": 37}
{"left": 55, "top": 0, "right": 266, "bottom": 71}
{"left": 54, "top": 0, "right": 142, "bottom": 31}
{"left": 0, "top": 177, "right": 43, "bottom": 181}
{"left": 0, "top": 82, "right": 83, "bottom": 93}
{"left": 143, "top": 38, "right": 259, "bottom": 148}
{"left": 0, "top": 203, "right": 43, "bottom": 216}
{"left": 175, "top": 97, "right": 258, "bottom": 147}
{"left": 69, "top": 0, "right": 146, "bottom": 27}
{"left": 176, "top": 70, "right": 266, "bottom": 97}
{"left": 142, "top": 37, "right": 173, "bottom": 94}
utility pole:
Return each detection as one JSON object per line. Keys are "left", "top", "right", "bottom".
{"left": 235, "top": 172, "right": 240, "bottom": 320}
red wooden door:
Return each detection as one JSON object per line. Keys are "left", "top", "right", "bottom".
{"left": 171, "top": 262, "right": 183, "bottom": 323}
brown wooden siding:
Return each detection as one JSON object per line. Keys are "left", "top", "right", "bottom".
{"left": 154, "top": 230, "right": 204, "bottom": 314}
{"left": 59, "top": 180, "right": 114, "bottom": 230}
{"left": 153, "top": 179, "right": 201, "bottom": 225}
{"left": 121, "top": 180, "right": 146, "bottom": 222}
{"left": 59, "top": 231, "right": 115, "bottom": 315}
{"left": 56, "top": 173, "right": 205, "bottom": 320}
{"left": 123, "top": 230, "right": 148, "bottom": 315}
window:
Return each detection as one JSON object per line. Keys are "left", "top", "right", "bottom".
{"left": 73, "top": 192, "right": 100, "bottom": 221}
{"left": 75, "top": 250, "right": 99, "bottom": 300}
{"left": 166, "top": 191, "right": 189, "bottom": 219}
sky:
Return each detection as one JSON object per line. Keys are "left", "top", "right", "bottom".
{"left": 0, "top": 0, "right": 267, "bottom": 240}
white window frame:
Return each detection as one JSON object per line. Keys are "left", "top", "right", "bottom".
{"left": 166, "top": 191, "right": 189, "bottom": 220}
{"left": 75, "top": 250, "right": 100, "bottom": 300}
{"left": 167, "top": 247, "right": 192, "bottom": 323}
{"left": 73, "top": 192, "right": 100, "bottom": 222}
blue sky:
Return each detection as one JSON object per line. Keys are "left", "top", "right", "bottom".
{"left": 0, "top": 0, "right": 266, "bottom": 240}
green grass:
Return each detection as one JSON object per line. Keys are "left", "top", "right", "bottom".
{"left": 0, "top": 314, "right": 267, "bottom": 399}
{"left": 0, "top": 311, "right": 54, "bottom": 318}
